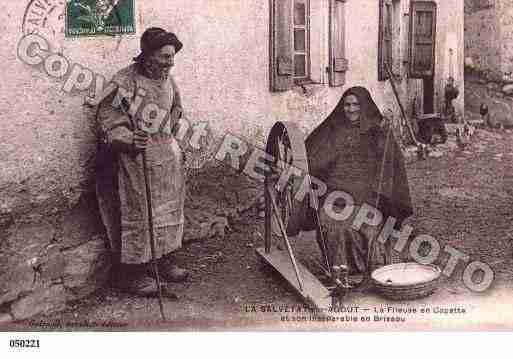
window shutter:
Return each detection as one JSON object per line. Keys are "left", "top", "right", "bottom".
{"left": 329, "top": 0, "right": 348, "bottom": 87}
{"left": 378, "top": 0, "right": 393, "bottom": 81}
{"left": 409, "top": 1, "right": 437, "bottom": 79}
{"left": 270, "top": 0, "right": 294, "bottom": 92}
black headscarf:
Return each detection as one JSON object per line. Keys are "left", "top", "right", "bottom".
{"left": 133, "top": 27, "right": 183, "bottom": 63}
{"left": 308, "top": 87, "right": 382, "bottom": 142}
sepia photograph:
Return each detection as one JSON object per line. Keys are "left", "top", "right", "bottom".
{"left": 1, "top": 0, "right": 513, "bottom": 342}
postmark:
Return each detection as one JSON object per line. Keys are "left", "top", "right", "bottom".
{"left": 22, "top": 0, "right": 66, "bottom": 41}
{"left": 65, "top": 0, "right": 136, "bottom": 37}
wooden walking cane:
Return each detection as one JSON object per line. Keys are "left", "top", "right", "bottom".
{"left": 120, "top": 87, "right": 167, "bottom": 320}
{"left": 142, "top": 148, "right": 167, "bottom": 321}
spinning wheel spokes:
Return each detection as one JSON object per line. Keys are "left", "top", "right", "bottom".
{"left": 265, "top": 123, "right": 303, "bottom": 250}
{"left": 259, "top": 121, "right": 370, "bottom": 309}
{"left": 263, "top": 122, "right": 310, "bottom": 291}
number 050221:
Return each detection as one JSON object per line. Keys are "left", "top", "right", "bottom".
{"left": 9, "top": 339, "right": 40, "bottom": 348}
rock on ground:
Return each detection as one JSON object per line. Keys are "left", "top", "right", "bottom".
{"left": 62, "top": 236, "right": 111, "bottom": 300}
{"left": 11, "top": 284, "right": 67, "bottom": 320}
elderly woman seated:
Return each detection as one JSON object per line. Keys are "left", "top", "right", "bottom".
{"left": 287, "top": 87, "right": 413, "bottom": 277}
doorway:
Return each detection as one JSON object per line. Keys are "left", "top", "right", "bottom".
{"left": 423, "top": 77, "right": 435, "bottom": 114}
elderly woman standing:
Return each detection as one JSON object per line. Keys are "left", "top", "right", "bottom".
{"left": 292, "top": 87, "right": 413, "bottom": 276}
{"left": 96, "top": 27, "right": 188, "bottom": 296}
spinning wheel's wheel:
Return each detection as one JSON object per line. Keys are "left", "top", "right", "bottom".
{"left": 258, "top": 122, "right": 423, "bottom": 308}
{"left": 263, "top": 122, "right": 309, "bottom": 253}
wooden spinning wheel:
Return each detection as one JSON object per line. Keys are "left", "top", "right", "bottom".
{"left": 256, "top": 121, "right": 395, "bottom": 309}
{"left": 263, "top": 122, "right": 308, "bottom": 250}
{"left": 257, "top": 121, "right": 337, "bottom": 309}
{"left": 256, "top": 120, "right": 439, "bottom": 308}
{"left": 255, "top": 66, "right": 441, "bottom": 307}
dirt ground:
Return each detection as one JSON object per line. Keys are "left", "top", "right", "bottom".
{"left": 10, "top": 106, "right": 513, "bottom": 331}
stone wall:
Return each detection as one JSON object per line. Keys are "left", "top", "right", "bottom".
{"left": 465, "top": 1, "right": 501, "bottom": 77}
{"left": 0, "top": 153, "right": 263, "bottom": 322}
{"left": 464, "top": 0, "right": 513, "bottom": 127}
{"left": 497, "top": 0, "right": 513, "bottom": 75}
{"left": 465, "top": 0, "right": 513, "bottom": 81}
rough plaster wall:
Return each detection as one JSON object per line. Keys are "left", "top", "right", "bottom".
{"left": 345, "top": 0, "right": 465, "bottom": 117}
{"left": 0, "top": 0, "right": 464, "bottom": 194}
{"left": 345, "top": 0, "right": 399, "bottom": 112}
{"left": 464, "top": 2, "right": 501, "bottom": 75}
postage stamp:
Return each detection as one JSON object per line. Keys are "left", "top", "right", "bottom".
{"left": 65, "top": 0, "right": 136, "bottom": 37}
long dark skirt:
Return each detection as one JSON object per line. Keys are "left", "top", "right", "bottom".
{"left": 319, "top": 206, "right": 390, "bottom": 274}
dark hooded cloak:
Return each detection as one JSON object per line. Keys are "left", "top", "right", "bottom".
{"left": 288, "top": 87, "right": 413, "bottom": 235}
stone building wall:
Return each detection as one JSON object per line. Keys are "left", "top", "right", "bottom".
{"left": 497, "top": 0, "right": 513, "bottom": 76}
{"left": 465, "top": 1, "right": 501, "bottom": 76}
{"left": 465, "top": 0, "right": 513, "bottom": 79}
{"left": 0, "top": 0, "right": 464, "bottom": 322}
{"left": 465, "top": 0, "right": 513, "bottom": 127}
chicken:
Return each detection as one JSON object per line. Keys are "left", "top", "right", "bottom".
{"left": 456, "top": 123, "right": 474, "bottom": 149}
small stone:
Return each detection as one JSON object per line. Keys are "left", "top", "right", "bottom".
{"left": 502, "top": 84, "right": 513, "bottom": 95}
{"left": 198, "top": 222, "right": 211, "bottom": 239}
{"left": 429, "top": 150, "right": 444, "bottom": 158}
{"left": 31, "top": 194, "right": 51, "bottom": 206}
{"left": 0, "top": 263, "right": 39, "bottom": 306}
{"left": 486, "top": 82, "right": 499, "bottom": 91}
{"left": 11, "top": 285, "right": 66, "bottom": 320}
{"left": 6, "top": 223, "right": 56, "bottom": 255}
{"left": 38, "top": 244, "right": 66, "bottom": 283}
{"left": 62, "top": 237, "right": 110, "bottom": 300}
{"left": 211, "top": 217, "right": 230, "bottom": 238}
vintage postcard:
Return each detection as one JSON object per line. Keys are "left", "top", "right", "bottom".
{"left": 1, "top": 0, "right": 513, "bottom": 337}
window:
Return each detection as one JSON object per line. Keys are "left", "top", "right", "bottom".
{"left": 378, "top": 0, "right": 400, "bottom": 81}
{"left": 293, "top": 0, "right": 310, "bottom": 81}
{"left": 409, "top": 1, "right": 437, "bottom": 78}
{"left": 270, "top": 0, "right": 347, "bottom": 92}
